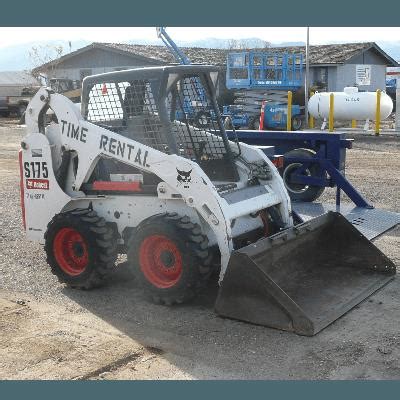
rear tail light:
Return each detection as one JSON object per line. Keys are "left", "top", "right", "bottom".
{"left": 271, "top": 155, "right": 284, "bottom": 169}
{"left": 18, "top": 150, "right": 26, "bottom": 230}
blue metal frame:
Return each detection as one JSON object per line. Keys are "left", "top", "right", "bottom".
{"left": 155, "top": 29, "right": 371, "bottom": 209}
{"left": 226, "top": 52, "right": 303, "bottom": 90}
{"left": 156, "top": 27, "right": 209, "bottom": 121}
{"left": 157, "top": 27, "right": 191, "bottom": 65}
{"left": 222, "top": 104, "right": 303, "bottom": 130}
{"left": 226, "top": 130, "right": 373, "bottom": 208}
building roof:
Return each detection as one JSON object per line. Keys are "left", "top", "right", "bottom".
{"left": 35, "top": 41, "right": 399, "bottom": 72}
{"left": 0, "top": 70, "right": 40, "bottom": 86}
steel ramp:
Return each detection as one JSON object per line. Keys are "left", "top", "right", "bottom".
{"left": 293, "top": 202, "right": 400, "bottom": 241}
{"left": 215, "top": 212, "right": 396, "bottom": 336}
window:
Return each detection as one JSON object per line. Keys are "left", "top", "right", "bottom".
{"left": 80, "top": 69, "right": 93, "bottom": 81}
{"left": 318, "top": 67, "right": 328, "bottom": 84}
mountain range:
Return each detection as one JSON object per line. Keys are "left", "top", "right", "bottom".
{"left": 0, "top": 38, "right": 399, "bottom": 71}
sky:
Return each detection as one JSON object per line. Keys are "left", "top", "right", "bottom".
{"left": 0, "top": 27, "right": 400, "bottom": 48}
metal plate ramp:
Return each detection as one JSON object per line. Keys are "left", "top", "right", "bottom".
{"left": 293, "top": 202, "right": 400, "bottom": 241}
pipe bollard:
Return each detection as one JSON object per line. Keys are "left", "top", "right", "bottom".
{"left": 375, "top": 89, "right": 381, "bottom": 136}
{"left": 287, "top": 91, "right": 292, "bottom": 131}
{"left": 396, "top": 80, "right": 400, "bottom": 131}
{"left": 351, "top": 120, "right": 357, "bottom": 128}
{"left": 309, "top": 91, "right": 315, "bottom": 128}
{"left": 329, "top": 93, "right": 334, "bottom": 132}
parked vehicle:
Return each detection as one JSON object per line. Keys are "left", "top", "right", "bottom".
{"left": 0, "top": 86, "right": 38, "bottom": 117}
{"left": 222, "top": 102, "right": 304, "bottom": 130}
{"left": 21, "top": 65, "right": 398, "bottom": 336}
{"left": 386, "top": 78, "right": 397, "bottom": 110}
{"left": 49, "top": 78, "right": 81, "bottom": 102}
{"left": 224, "top": 51, "right": 304, "bottom": 130}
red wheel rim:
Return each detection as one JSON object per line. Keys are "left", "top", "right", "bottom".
{"left": 139, "top": 235, "right": 183, "bottom": 289}
{"left": 53, "top": 227, "right": 89, "bottom": 276}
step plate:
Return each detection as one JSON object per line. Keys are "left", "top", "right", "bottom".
{"left": 293, "top": 203, "right": 400, "bottom": 241}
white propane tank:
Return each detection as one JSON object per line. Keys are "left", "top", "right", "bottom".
{"left": 308, "top": 87, "right": 393, "bottom": 120}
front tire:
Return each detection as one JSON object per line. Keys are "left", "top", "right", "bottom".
{"left": 127, "top": 213, "right": 211, "bottom": 305}
{"left": 44, "top": 208, "right": 118, "bottom": 289}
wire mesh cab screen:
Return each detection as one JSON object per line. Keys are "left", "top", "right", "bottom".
{"left": 86, "top": 79, "right": 168, "bottom": 153}
{"left": 85, "top": 71, "right": 238, "bottom": 182}
{"left": 166, "top": 74, "right": 238, "bottom": 181}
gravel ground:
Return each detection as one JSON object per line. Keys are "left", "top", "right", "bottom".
{"left": 0, "top": 120, "right": 399, "bottom": 379}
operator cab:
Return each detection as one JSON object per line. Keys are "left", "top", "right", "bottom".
{"left": 81, "top": 66, "right": 239, "bottom": 190}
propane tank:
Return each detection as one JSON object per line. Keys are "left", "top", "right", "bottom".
{"left": 308, "top": 87, "right": 393, "bottom": 120}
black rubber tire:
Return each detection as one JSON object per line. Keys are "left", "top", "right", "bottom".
{"left": 127, "top": 213, "right": 211, "bottom": 305}
{"left": 44, "top": 208, "right": 118, "bottom": 289}
{"left": 249, "top": 116, "right": 261, "bottom": 130}
{"left": 193, "top": 111, "right": 211, "bottom": 129}
{"left": 282, "top": 148, "right": 326, "bottom": 202}
{"left": 19, "top": 111, "right": 26, "bottom": 125}
{"left": 18, "top": 104, "right": 27, "bottom": 118}
{"left": 291, "top": 116, "right": 303, "bottom": 131}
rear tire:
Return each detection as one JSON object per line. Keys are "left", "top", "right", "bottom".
{"left": 282, "top": 148, "right": 326, "bottom": 202}
{"left": 19, "top": 111, "right": 26, "bottom": 125}
{"left": 44, "top": 208, "right": 118, "bottom": 289}
{"left": 127, "top": 213, "right": 211, "bottom": 305}
{"left": 17, "top": 104, "right": 27, "bottom": 118}
{"left": 291, "top": 116, "right": 303, "bottom": 131}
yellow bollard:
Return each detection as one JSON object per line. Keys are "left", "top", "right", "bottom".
{"left": 329, "top": 93, "right": 334, "bottom": 132}
{"left": 375, "top": 89, "right": 381, "bottom": 136}
{"left": 309, "top": 91, "right": 315, "bottom": 129}
{"left": 351, "top": 119, "right": 357, "bottom": 128}
{"left": 287, "top": 91, "right": 292, "bottom": 131}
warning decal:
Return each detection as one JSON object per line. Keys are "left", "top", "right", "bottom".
{"left": 26, "top": 179, "right": 49, "bottom": 190}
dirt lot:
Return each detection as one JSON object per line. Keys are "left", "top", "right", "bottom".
{"left": 0, "top": 118, "right": 399, "bottom": 380}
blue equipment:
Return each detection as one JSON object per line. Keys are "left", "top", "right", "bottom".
{"left": 226, "top": 51, "right": 303, "bottom": 90}
{"left": 222, "top": 105, "right": 254, "bottom": 129}
{"left": 226, "top": 129, "right": 400, "bottom": 239}
{"left": 226, "top": 130, "right": 367, "bottom": 207}
{"left": 262, "top": 103, "right": 302, "bottom": 130}
{"left": 155, "top": 28, "right": 399, "bottom": 239}
{"left": 225, "top": 51, "right": 304, "bottom": 129}
{"left": 155, "top": 28, "right": 400, "bottom": 239}
{"left": 157, "top": 27, "right": 191, "bottom": 65}
{"left": 222, "top": 103, "right": 303, "bottom": 130}
{"left": 157, "top": 27, "right": 210, "bottom": 126}
{"left": 386, "top": 77, "right": 397, "bottom": 108}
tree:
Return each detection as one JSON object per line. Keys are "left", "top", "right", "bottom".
{"left": 227, "top": 38, "right": 271, "bottom": 50}
{"left": 29, "top": 44, "right": 64, "bottom": 82}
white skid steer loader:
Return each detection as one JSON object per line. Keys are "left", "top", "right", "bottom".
{"left": 19, "top": 65, "right": 395, "bottom": 335}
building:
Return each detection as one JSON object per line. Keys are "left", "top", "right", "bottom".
{"left": 0, "top": 71, "right": 40, "bottom": 96}
{"left": 34, "top": 41, "right": 398, "bottom": 98}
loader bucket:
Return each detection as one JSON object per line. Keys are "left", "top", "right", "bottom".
{"left": 215, "top": 212, "right": 396, "bottom": 336}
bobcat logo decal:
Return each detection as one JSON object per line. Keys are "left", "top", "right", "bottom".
{"left": 176, "top": 168, "right": 192, "bottom": 189}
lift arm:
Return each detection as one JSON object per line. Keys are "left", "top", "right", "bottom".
{"left": 156, "top": 27, "right": 191, "bottom": 65}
